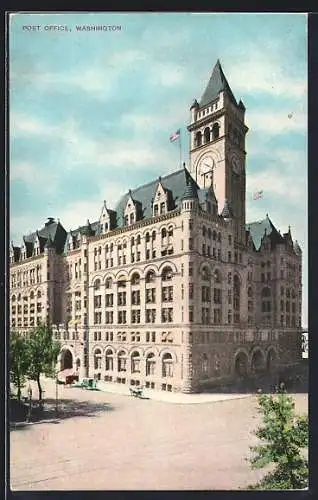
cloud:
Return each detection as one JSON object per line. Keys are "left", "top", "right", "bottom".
{"left": 226, "top": 55, "right": 307, "bottom": 98}
{"left": 10, "top": 160, "right": 59, "bottom": 196}
{"left": 246, "top": 110, "right": 307, "bottom": 134}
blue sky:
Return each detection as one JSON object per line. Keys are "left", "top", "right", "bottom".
{"left": 9, "top": 12, "right": 307, "bottom": 326}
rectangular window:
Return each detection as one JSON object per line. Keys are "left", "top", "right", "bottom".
{"left": 162, "top": 286, "right": 173, "bottom": 302}
{"left": 118, "top": 311, "right": 126, "bottom": 324}
{"left": 94, "top": 295, "right": 102, "bottom": 308}
{"left": 146, "top": 309, "right": 156, "bottom": 323}
{"left": 161, "top": 308, "right": 173, "bottom": 323}
{"left": 132, "top": 309, "right": 141, "bottom": 324}
{"left": 189, "top": 263, "right": 193, "bottom": 277}
{"left": 131, "top": 290, "right": 141, "bottom": 305}
{"left": 189, "top": 307, "right": 194, "bottom": 323}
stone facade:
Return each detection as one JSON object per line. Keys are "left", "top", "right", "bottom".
{"left": 9, "top": 60, "right": 303, "bottom": 393}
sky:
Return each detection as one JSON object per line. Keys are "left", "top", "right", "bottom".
{"left": 9, "top": 12, "right": 307, "bottom": 326}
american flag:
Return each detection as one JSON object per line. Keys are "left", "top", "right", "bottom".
{"left": 253, "top": 190, "right": 263, "bottom": 200}
{"left": 170, "top": 129, "right": 180, "bottom": 142}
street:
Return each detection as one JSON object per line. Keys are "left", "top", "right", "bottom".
{"left": 10, "top": 378, "right": 308, "bottom": 490}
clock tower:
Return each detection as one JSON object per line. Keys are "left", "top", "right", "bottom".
{"left": 187, "top": 59, "right": 248, "bottom": 243}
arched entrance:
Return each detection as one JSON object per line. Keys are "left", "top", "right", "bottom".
{"left": 266, "top": 349, "right": 277, "bottom": 373}
{"left": 234, "top": 351, "right": 248, "bottom": 377}
{"left": 251, "top": 350, "right": 265, "bottom": 375}
{"left": 60, "top": 349, "right": 73, "bottom": 370}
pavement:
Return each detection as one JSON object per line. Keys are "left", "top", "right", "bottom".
{"left": 96, "top": 380, "right": 253, "bottom": 404}
{"left": 9, "top": 377, "right": 308, "bottom": 491}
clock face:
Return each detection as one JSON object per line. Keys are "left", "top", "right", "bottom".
{"left": 198, "top": 157, "right": 215, "bottom": 175}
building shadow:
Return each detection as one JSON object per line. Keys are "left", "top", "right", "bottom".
{"left": 201, "top": 361, "right": 308, "bottom": 395}
{"left": 10, "top": 397, "right": 114, "bottom": 430}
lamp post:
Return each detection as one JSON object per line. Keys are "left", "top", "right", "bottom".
{"left": 55, "top": 371, "right": 59, "bottom": 417}
{"left": 26, "top": 384, "right": 32, "bottom": 422}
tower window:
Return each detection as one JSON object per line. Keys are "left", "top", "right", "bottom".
{"left": 195, "top": 131, "right": 202, "bottom": 147}
{"left": 212, "top": 123, "right": 220, "bottom": 140}
{"left": 204, "top": 127, "right": 210, "bottom": 143}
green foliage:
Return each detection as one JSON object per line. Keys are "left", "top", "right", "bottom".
{"left": 10, "top": 330, "right": 30, "bottom": 401}
{"left": 26, "top": 323, "right": 61, "bottom": 400}
{"left": 248, "top": 384, "right": 308, "bottom": 490}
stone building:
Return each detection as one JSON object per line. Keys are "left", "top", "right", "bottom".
{"left": 9, "top": 60, "right": 303, "bottom": 393}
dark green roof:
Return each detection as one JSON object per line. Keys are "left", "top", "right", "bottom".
{"left": 23, "top": 218, "right": 67, "bottom": 255}
{"left": 200, "top": 59, "right": 237, "bottom": 108}
{"left": 221, "top": 199, "right": 234, "bottom": 219}
{"left": 246, "top": 215, "right": 284, "bottom": 251}
{"left": 182, "top": 177, "right": 199, "bottom": 200}
{"left": 115, "top": 167, "right": 199, "bottom": 227}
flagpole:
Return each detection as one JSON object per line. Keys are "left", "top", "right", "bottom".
{"left": 179, "top": 129, "right": 182, "bottom": 169}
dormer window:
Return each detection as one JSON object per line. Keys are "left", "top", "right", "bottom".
{"left": 124, "top": 193, "right": 138, "bottom": 226}
{"left": 153, "top": 181, "right": 169, "bottom": 217}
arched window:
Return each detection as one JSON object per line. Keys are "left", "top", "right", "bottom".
{"left": 195, "top": 131, "right": 202, "bottom": 147}
{"left": 214, "top": 269, "right": 221, "bottom": 283}
{"left": 204, "top": 127, "right": 210, "bottom": 143}
{"left": 162, "top": 352, "right": 173, "bottom": 377}
{"left": 202, "top": 226, "right": 207, "bottom": 237}
{"left": 146, "top": 353, "right": 156, "bottom": 376}
{"left": 247, "top": 287, "right": 253, "bottom": 298}
{"left": 12, "top": 295, "right": 16, "bottom": 302}
{"left": 212, "top": 123, "right": 220, "bottom": 140}
{"left": 212, "top": 230, "right": 217, "bottom": 241}
{"left": 105, "top": 349, "right": 114, "bottom": 371}
{"left": 146, "top": 270, "right": 156, "bottom": 283}
{"left": 94, "top": 348, "right": 102, "bottom": 370}
{"left": 131, "top": 351, "right": 141, "bottom": 373}
{"left": 152, "top": 231, "right": 156, "bottom": 241}
{"left": 94, "top": 279, "right": 101, "bottom": 291}
{"left": 168, "top": 226, "right": 173, "bottom": 238}
{"left": 202, "top": 266, "right": 211, "bottom": 281}
{"left": 162, "top": 266, "right": 173, "bottom": 281}
{"left": 233, "top": 275, "right": 240, "bottom": 322}
{"left": 105, "top": 277, "right": 113, "bottom": 289}
{"left": 30, "top": 291, "right": 34, "bottom": 300}
{"left": 161, "top": 228, "right": 167, "bottom": 239}
{"left": 131, "top": 272, "right": 140, "bottom": 286}
{"left": 137, "top": 235, "right": 141, "bottom": 245}
{"left": 146, "top": 232, "right": 150, "bottom": 243}
{"left": 208, "top": 228, "right": 211, "bottom": 239}
{"left": 201, "top": 353, "right": 209, "bottom": 374}
{"left": 117, "top": 276, "right": 126, "bottom": 288}
{"left": 118, "top": 350, "right": 127, "bottom": 372}
{"left": 217, "top": 232, "right": 221, "bottom": 242}
{"left": 131, "top": 237, "right": 135, "bottom": 246}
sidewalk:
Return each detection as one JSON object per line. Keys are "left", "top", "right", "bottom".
{"left": 96, "top": 381, "right": 253, "bottom": 404}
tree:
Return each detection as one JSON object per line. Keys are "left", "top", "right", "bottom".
{"left": 247, "top": 384, "right": 308, "bottom": 489}
{"left": 27, "top": 323, "right": 61, "bottom": 403}
{"left": 10, "top": 331, "right": 30, "bottom": 401}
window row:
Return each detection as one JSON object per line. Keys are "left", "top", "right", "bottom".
{"left": 94, "top": 350, "right": 174, "bottom": 378}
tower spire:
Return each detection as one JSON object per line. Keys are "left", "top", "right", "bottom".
{"left": 199, "top": 59, "right": 237, "bottom": 108}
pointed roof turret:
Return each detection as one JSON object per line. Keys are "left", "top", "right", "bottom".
{"left": 190, "top": 98, "right": 199, "bottom": 110}
{"left": 182, "top": 177, "right": 198, "bottom": 200}
{"left": 294, "top": 240, "right": 302, "bottom": 256}
{"left": 199, "top": 59, "right": 237, "bottom": 108}
{"left": 44, "top": 234, "right": 54, "bottom": 249}
{"left": 81, "top": 219, "right": 94, "bottom": 237}
{"left": 221, "top": 199, "right": 234, "bottom": 219}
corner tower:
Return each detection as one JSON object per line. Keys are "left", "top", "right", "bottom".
{"left": 187, "top": 59, "right": 248, "bottom": 243}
